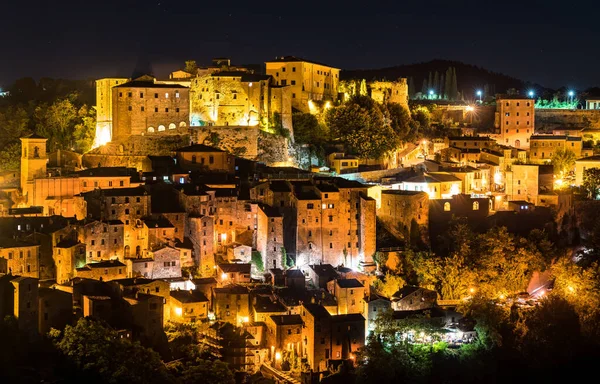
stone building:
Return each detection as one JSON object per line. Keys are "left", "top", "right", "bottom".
{"left": 212, "top": 284, "right": 250, "bottom": 325}
{"left": 308, "top": 264, "right": 338, "bottom": 289}
{"left": 75, "top": 219, "right": 125, "bottom": 263}
{"left": 111, "top": 75, "right": 189, "bottom": 140}
{"left": 20, "top": 134, "right": 49, "bottom": 207}
{"left": 252, "top": 295, "right": 288, "bottom": 323}
{"left": 174, "top": 144, "right": 235, "bottom": 174}
{"left": 495, "top": 95, "right": 535, "bottom": 148}
{"left": 265, "top": 56, "right": 340, "bottom": 113}
{"left": 75, "top": 259, "right": 127, "bottom": 281}
{"left": 378, "top": 190, "right": 429, "bottom": 244}
{"left": 529, "top": 135, "right": 583, "bottom": 164}
{"left": 38, "top": 287, "right": 73, "bottom": 334}
{"left": 0, "top": 238, "right": 40, "bottom": 278}
{"left": 363, "top": 294, "right": 391, "bottom": 335}
{"left": 53, "top": 239, "right": 86, "bottom": 284}
{"left": 391, "top": 286, "right": 437, "bottom": 311}
{"left": 300, "top": 303, "right": 365, "bottom": 372}
{"left": 575, "top": 155, "right": 600, "bottom": 186}
{"left": 327, "top": 278, "right": 365, "bottom": 315}
{"left": 369, "top": 79, "right": 409, "bottom": 110}
{"left": 189, "top": 70, "right": 292, "bottom": 134}
{"left": 147, "top": 246, "right": 181, "bottom": 279}
{"left": 250, "top": 178, "right": 376, "bottom": 268}
{"left": 169, "top": 289, "right": 209, "bottom": 322}
{"left": 217, "top": 263, "right": 251, "bottom": 285}
{"left": 505, "top": 164, "right": 554, "bottom": 204}
{"left": 265, "top": 314, "right": 303, "bottom": 357}
{"left": 0, "top": 275, "right": 39, "bottom": 334}
{"left": 256, "top": 204, "right": 284, "bottom": 271}
{"left": 399, "top": 172, "right": 462, "bottom": 199}
{"left": 94, "top": 78, "right": 130, "bottom": 146}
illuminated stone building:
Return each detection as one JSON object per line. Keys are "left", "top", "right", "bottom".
{"left": 495, "top": 95, "right": 535, "bottom": 148}
{"left": 174, "top": 144, "right": 235, "bottom": 173}
{"left": 189, "top": 71, "right": 292, "bottom": 133}
{"left": 76, "top": 219, "right": 125, "bottom": 263}
{"left": 212, "top": 283, "right": 250, "bottom": 325}
{"left": 169, "top": 289, "right": 209, "bottom": 322}
{"left": 0, "top": 238, "right": 40, "bottom": 278}
{"left": 265, "top": 314, "right": 303, "bottom": 357}
{"left": 75, "top": 259, "right": 127, "bottom": 281}
{"left": 94, "top": 78, "right": 129, "bottom": 146}
{"left": 112, "top": 75, "right": 189, "bottom": 140}
{"left": 399, "top": 172, "right": 462, "bottom": 199}
{"left": 504, "top": 164, "right": 554, "bottom": 204}
{"left": 20, "top": 134, "right": 48, "bottom": 207}
{"left": 265, "top": 56, "right": 340, "bottom": 113}
{"left": 53, "top": 239, "right": 86, "bottom": 284}
{"left": 327, "top": 278, "right": 366, "bottom": 315}
{"left": 369, "top": 79, "right": 409, "bottom": 109}
{"left": 378, "top": 190, "right": 429, "bottom": 244}
{"left": 529, "top": 135, "right": 583, "bottom": 164}
{"left": 250, "top": 178, "right": 376, "bottom": 268}
{"left": 575, "top": 155, "right": 600, "bottom": 186}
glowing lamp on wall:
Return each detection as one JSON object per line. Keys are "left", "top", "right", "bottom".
{"left": 449, "top": 183, "right": 460, "bottom": 196}
{"left": 221, "top": 272, "right": 228, "bottom": 281}
{"left": 221, "top": 233, "right": 227, "bottom": 242}
{"left": 175, "top": 307, "right": 183, "bottom": 316}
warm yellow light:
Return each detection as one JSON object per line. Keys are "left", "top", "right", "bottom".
{"left": 221, "top": 272, "right": 228, "bottom": 281}
{"left": 241, "top": 316, "right": 249, "bottom": 323}
{"left": 275, "top": 351, "right": 281, "bottom": 360}
{"left": 494, "top": 172, "right": 502, "bottom": 185}
{"left": 554, "top": 178, "right": 564, "bottom": 187}
{"left": 324, "top": 101, "right": 332, "bottom": 110}
{"left": 469, "top": 287, "right": 476, "bottom": 294}
{"left": 175, "top": 307, "right": 183, "bottom": 316}
{"left": 221, "top": 233, "right": 227, "bottom": 242}
{"left": 308, "top": 100, "right": 317, "bottom": 114}
{"left": 93, "top": 125, "right": 112, "bottom": 148}
{"left": 539, "top": 289, "right": 546, "bottom": 296}
{"left": 466, "top": 106, "right": 474, "bottom": 112}
{"left": 449, "top": 183, "right": 460, "bottom": 196}
{"left": 498, "top": 294, "right": 505, "bottom": 300}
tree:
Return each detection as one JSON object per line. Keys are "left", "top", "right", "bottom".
{"left": 184, "top": 60, "right": 198, "bottom": 74}
{"left": 251, "top": 251, "right": 264, "bottom": 273}
{"left": 551, "top": 148, "right": 577, "bottom": 176}
{"left": 0, "top": 142, "right": 21, "bottom": 171}
{"left": 385, "top": 102, "right": 411, "bottom": 143}
{"left": 292, "top": 112, "right": 326, "bottom": 146}
{"left": 0, "top": 105, "right": 30, "bottom": 145}
{"left": 35, "top": 97, "right": 79, "bottom": 152}
{"left": 583, "top": 167, "right": 600, "bottom": 199}
{"left": 326, "top": 97, "right": 398, "bottom": 159}
{"left": 373, "top": 272, "right": 406, "bottom": 298}
{"left": 73, "top": 105, "right": 96, "bottom": 153}
{"left": 176, "top": 359, "right": 235, "bottom": 384}
{"left": 54, "top": 318, "right": 172, "bottom": 384}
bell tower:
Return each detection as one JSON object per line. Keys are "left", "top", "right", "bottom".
{"left": 20, "top": 134, "right": 48, "bottom": 205}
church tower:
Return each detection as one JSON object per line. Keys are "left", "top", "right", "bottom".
{"left": 20, "top": 134, "right": 48, "bottom": 205}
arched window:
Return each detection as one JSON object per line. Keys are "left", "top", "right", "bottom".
{"left": 179, "top": 121, "right": 187, "bottom": 127}
{"left": 444, "top": 202, "right": 451, "bottom": 212}
{"left": 514, "top": 139, "right": 521, "bottom": 148}
{"left": 147, "top": 127, "right": 155, "bottom": 133}
{"left": 158, "top": 125, "right": 166, "bottom": 132}
{"left": 168, "top": 123, "right": 176, "bottom": 130}
{"left": 473, "top": 201, "right": 479, "bottom": 211}
{"left": 124, "top": 245, "right": 130, "bottom": 258}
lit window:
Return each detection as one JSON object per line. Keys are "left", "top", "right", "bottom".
{"left": 165, "top": 93, "right": 169, "bottom": 98}
{"left": 444, "top": 202, "right": 451, "bottom": 211}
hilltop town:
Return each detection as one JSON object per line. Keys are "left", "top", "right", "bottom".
{"left": 2, "top": 55, "right": 600, "bottom": 383}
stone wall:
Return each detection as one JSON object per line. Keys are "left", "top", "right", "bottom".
{"left": 82, "top": 135, "right": 190, "bottom": 171}
{"left": 191, "top": 126, "right": 289, "bottom": 165}
{"left": 535, "top": 109, "right": 600, "bottom": 132}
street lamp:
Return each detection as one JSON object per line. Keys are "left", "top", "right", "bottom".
{"left": 528, "top": 90, "right": 534, "bottom": 98}
{"left": 429, "top": 90, "right": 434, "bottom": 100}
{"left": 476, "top": 90, "right": 482, "bottom": 103}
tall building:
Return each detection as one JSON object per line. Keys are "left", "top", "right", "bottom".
{"left": 265, "top": 56, "right": 340, "bottom": 113}
{"left": 20, "top": 134, "right": 48, "bottom": 206}
{"left": 495, "top": 95, "right": 535, "bottom": 149}
{"left": 111, "top": 75, "right": 190, "bottom": 140}
{"left": 94, "top": 78, "right": 129, "bottom": 146}
{"left": 529, "top": 135, "right": 583, "bottom": 164}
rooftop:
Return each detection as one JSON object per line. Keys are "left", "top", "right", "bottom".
{"left": 77, "top": 167, "right": 138, "bottom": 178}
{"left": 330, "top": 313, "right": 365, "bottom": 323}
{"left": 79, "top": 260, "right": 126, "bottom": 269}
{"left": 213, "top": 284, "right": 249, "bottom": 295}
{"left": 171, "top": 289, "right": 209, "bottom": 303}
{"left": 254, "top": 295, "right": 287, "bottom": 313}
{"left": 266, "top": 56, "right": 339, "bottom": 69}
{"left": 302, "top": 303, "right": 331, "bottom": 319}
{"left": 337, "top": 278, "right": 364, "bottom": 289}
{"left": 218, "top": 263, "right": 251, "bottom": 274}
{"left": 115, "top": 79, "right": 188, "bottom": 89}
{"left": 91, "top": 186, "right": 147, "bottom": 197}
{"left": 285, "top": 269, "right": 305, "bottom": 279}
{"left": 55, "top": 239, "right": 81, "bottom": 248}
{"left": 143, "top": 217, "right": 174, "bottom": 229}
{"left": 577, "top": 155, "right": 600, "bottom": 162}
{"left": 269, "top": 314, "right": 303, "bottom": 326}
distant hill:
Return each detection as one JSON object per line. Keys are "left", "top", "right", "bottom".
{"left": 341, "top": 59, "right": 549, "bottom": 99}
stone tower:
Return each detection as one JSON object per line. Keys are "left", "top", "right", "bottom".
{"left": 20, "top": 134, "right": 48, "bottom": 205}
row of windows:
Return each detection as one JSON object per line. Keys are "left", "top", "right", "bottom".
{"left": 83, "top": 180, "right": 125, "bottom": 188}
{"left": 306, "top": 203, "right": 335, "bottom": 209}
{"left": 6, "top": 250, "right": 33, "bottom": 259}
{"left": 532, "top": 141, "right": 576, "bottom": 147}
{"left": 505, "top": 120, "right": 531, "bottom": 125}
{"left": 306, "top": 242, "right": 360, "bottom": 250}
{"left": 148, "top": 122, "right": 186, "bottom": 133}
{"left": 127, "top": 106, "right": 181, "bottom": 113}
{"left": 111, "top": 197, "right": 141, "bottom": 204}
{"left": 504, "top": 101, "right": 531, "bottom": 107}
{"left": 443, "top": 201, "right": 479, "bottom": 211}
{"left": 119, "top": 91, "right": 180, "bottom": 98}
{"left": 504, "top": 112, "right": 530, "bottom": 117}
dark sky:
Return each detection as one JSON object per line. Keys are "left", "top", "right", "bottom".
{"left": 2, "top": 0, "right": 599, "bottom": 89}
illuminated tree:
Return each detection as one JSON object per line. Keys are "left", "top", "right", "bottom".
{"left": 0, "top": 106, "right": 29, "bottom": 145}
{"left": 583, "top": 168, "right": 600, "bottom": 199}
{"left": 184, "top": 60, "right": 198, "bottom": 74}
{"left": 551, "top": 148, "right": 576, "bottom": 176}
{"left": 251, "top": 251, "right": 264, "bottom": 273}
{"left": 373, "top": 272, "right": 406, "bottom": 298}
{"left": 0, "top": 142, "right": 21, "bottom": 171}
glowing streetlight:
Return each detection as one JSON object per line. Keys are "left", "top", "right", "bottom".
{"left": 476, "top": 90, "right": 482, "bottom": 103}
{"left": 466, "top": 105, "right": 474, "bottom": 112}
{"left": 528, "top": 91, "right": 534, "bottom": 98}
{"left": 175, "top": 307, "right": 183, "bottom": 316}
{"left": 275, "top": 351, "right": 281, "bottom": 360}
{"left": 429, "top": 90, "right": 435, "bottom": 100}
{"left": 568, "top": 91, "right": 574, "bottom": 97}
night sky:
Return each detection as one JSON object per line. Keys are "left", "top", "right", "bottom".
{"left": 2, "top": 0, "right": 599, "bottom": 89}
